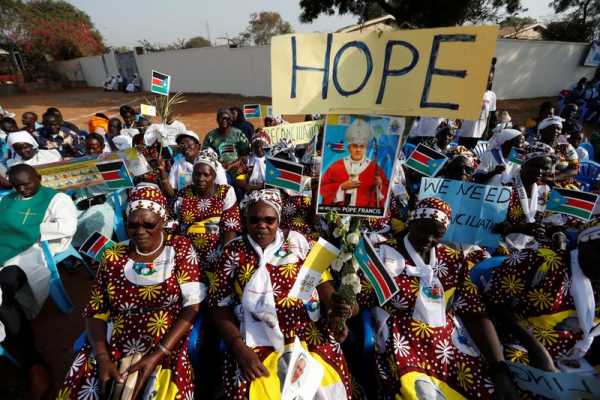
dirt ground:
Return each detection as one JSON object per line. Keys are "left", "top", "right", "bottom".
{"left": 0, "top": 88, "right": 577, "bottom": 398}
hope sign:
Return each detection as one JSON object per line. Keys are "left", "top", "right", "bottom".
{"left": 271, "top": 25, "right": 498, "bottom": 120}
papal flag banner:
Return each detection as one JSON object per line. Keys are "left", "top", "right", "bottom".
{"left": 289, "top": 238, "right": 340, "bottom": 300}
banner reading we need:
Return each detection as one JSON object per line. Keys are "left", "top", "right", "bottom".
{"left": 271, "top": 25, "right": 498, "bottom": 120}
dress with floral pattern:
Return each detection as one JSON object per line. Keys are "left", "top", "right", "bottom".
{"left": 357, "top": 238, "right": 495, "bottom": 399}
{"left": 485, "top": 247, "right": 600, "bottom": 366}
{"left": 57, "top": 235, "right": 205, "bottom": 400}
{"left": 207, "top": 231, "right": 352, "bottom": 400}
{"left": 176, "top": 184, "right": 241, "bottom": 272}
{"left": 280, "top": 192, "right": 316, "bottom": 238}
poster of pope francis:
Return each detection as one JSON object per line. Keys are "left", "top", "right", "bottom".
{"left": 317, "top": 115, "right": 403, "bottom": 217}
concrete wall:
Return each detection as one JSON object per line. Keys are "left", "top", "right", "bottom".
{"left": 134, "top": 46, "right": 271, "bottom": 97}
{"left": 493, "top": 39, "right": 596, "bottom": 99}
{"left": 55, "top": 39, "right": 597, "bottom": 100}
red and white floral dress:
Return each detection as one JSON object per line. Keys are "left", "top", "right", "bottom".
{"left": 207, "top": 230, "right": 352, "bottom": 400}
{"left": 175, "top": 184, "right": 241, "bottom": 272}
{"left": 57, "top": 235, "right": 206, "bottom": 400}
{"left": 357, "top": 238, "right": 495, "bottom": 399}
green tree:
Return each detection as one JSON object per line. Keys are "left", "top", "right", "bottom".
{"left": 542, "top": 20, "right": 594, "bottom": 42}
{"left": 546, "top": 0, "right": 599, "bottom": 41}
{"left": 299, "top": 0, "right": 524, "bottom": 27}
{"left": 184, "top": 36, "right": 211, "bottom": 48}
{"left": 243, "top": 12, "right": 293, "bottom": 46}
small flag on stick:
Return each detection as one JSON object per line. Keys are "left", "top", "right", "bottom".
{"left": 243, "top": 104, "right": 261, "bottom": 119}
{"left": 354, "top": 233, "right": 399, "bottom": 306}
{"left": 507, "top": 147, "right": 525, "bottom": 166}
{"left": 80, "top": 232, "right": 115, "bottom": 261}
{"left": 96, "top": 160, "right": 134, "bottom": 189}
{"left": 265, "top": 157, "right": 304, "bottom": 192}
{"left": 151, "top": 70, "right": 170, "bottom": 96}
{"left": 405, "top": 144, "right": 447, "bottom": 177}
{"left": 547, "top": 188, "right": 598, "bottom": 220}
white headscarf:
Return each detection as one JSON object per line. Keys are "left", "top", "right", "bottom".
{"left": 538, "top": 116, "right": 564, "bottom": 132}
{"left": 488, "top": 128, "right": 522, "bottom": 150}
{"left": 7, "top": 131, "right": 38, "bottom": 151}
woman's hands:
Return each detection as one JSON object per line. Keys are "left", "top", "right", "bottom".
{"left": 127, "top": 351, "right": 164, "bottom": 399}
{"left": 327, "top": 292, "right": 354, "bottom": 343}
{"left": 492, "top": 367, "right": 520, "bottom": 400}
{"left": 230, "top": 338, "right": 270, "bottom": 381}
{"left": 96, "top": 353, "right": 125, "bottom": 398}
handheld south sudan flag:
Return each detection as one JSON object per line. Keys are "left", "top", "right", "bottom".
{"left": 405, "top": 144, "right": 447, "bottom": 177}
{"left": 326, "top": 141, "right": 345, "bottom": 153}
{"left": 243, "top": 104, "right": 261, "bottom": 119}
{"left": 96, "top": 159, "right": 134, "bottom": 189}
{"left": 79, "top": 232, "right": 115, "bottom": 261}
{"left": 354, "top": 233, "right": 399, "bottom": 306}
{"left": 151, "top": 70, "right": 170, "bottom": 96}
{"left": 265, "top": 157, "right": 304, "bottom": 192}
{"left": 507, "top": 147, "right": 525, "bottom": 166}
{"left": 547, "top": 188, "right": 598, "bottom": 220}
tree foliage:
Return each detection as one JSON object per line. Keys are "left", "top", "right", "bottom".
{"left": 242, "top": 12, "right": 293, "bottom": 46}
{"left": 299, "top": 0, "right": 524, "bottom": 27}
{"left": 547, "top": 0, "right": 599, "bottom": 41}
{"left": 0, "top": 0, "right": 105, "bottom": 60}
{"left": 184, "top": 36, "right": 211, "bottom": 48}
{"left": 542, "top": 20, "right": 594, "bottom": 42}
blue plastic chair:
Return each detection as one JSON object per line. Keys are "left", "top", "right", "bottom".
{"left": 402, "top": 143, "right": 416, "bottom": 159}
{"left": 470, "top": 256, "right": 507, "bottom": 292}
{"left": 579, "top": 142, "right": 595, "bottom": 162}
{"left": 54, "top": 244, "right": 95, "bottom": 277}
{"left": 40, "top": 241, "right": 74, "bottom": 314}
{"left": 109, "top": 189, "right": 128, "bottom": 242}
{"left": 576, "top": 160, "right": 600, "bottom": 192}
{"left": 0, "top": 344, "right": 19, "bottom": 366}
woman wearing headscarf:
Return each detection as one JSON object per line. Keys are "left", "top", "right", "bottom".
{"left": 174, "top": 149, "right": 241, "bottom": 272}
{"left": 357, "top": 198, "right": 518, "bottom": 400}
{"left": 474, "top": 128, "right": 524, "bottom": 186}
{"left": 230, "top": 106, "right": 255, "bottom": 142}
{"left": 493, "top": 144, "right": 556, "bottom": 251}
{"left": 441, "top": 147, "right": 477, "bottom": 182}
{"left": 6, "top": 130, "right": 62, "bottom": 168}
{"left": 58, "top": 185, "right": 206, "bottom": 400}
{"left": 537, "top": 116, "right": 579, "bottom": 187}
{"left": 238, "top": 129, "right": 270, "bottom": 194}
{"left": 485, "top": 218, "right": 600, "bottom": 380}
{"left": 209, "top": 189, "right": 353, "bottom": 399}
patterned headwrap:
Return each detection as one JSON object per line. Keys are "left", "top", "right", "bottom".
{"left": 127, "top": 184, "right": 168, "bottom": 219}
{"left": 446, "top": 145, "right": 475, "bottom": 166}
{"left": 240, "top": 189, "right": 282, "bottom": 220}
{"left": 523, "top": 142, "right": 556, "bottom": 164}
{"left": 578, "top": 218, "right": 600, "bottom": 243}
{"left": 271, "top": 138, "right": 297, "bottom": 161}
{"left": 435, "top": 119, "right": 457, "bottom": 134}
{"left": 410, "top": 197, "right": 452, "bottom": 227}
{"left": 193, "top": 149, "right": 220, "bottom": 174}
{"left": 251, "top": 130, "right": 271, "bottom": 146}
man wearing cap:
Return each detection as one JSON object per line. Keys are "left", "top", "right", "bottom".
{"left": 320, "top": 118, "right": 389, "bottom": 208}
{"left": 203, "top": 108, "right": 250, "bottom": 179}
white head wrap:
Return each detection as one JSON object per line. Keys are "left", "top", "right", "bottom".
{"left": 538, "top": 116, "right": 564, "bottom": 132}
{"left": 112, "top": 135, "right": 133, "bottom": 150}
{"left": 193, "top": 149, "right": 220, "bottom": 174}
{"left": 176, "top": 130, "right": 200, "bottom": 144}
{"left": 7, "top": 131, "right": 38, "bottom": 151}
{"left": 240, "top": 189, "right": 282, "bottom": 220}
{"left": 488, "top": 129, "right": 522, "bottom": 150}
{"left": 346, "top": 118, "right": 373, "bottom": 146}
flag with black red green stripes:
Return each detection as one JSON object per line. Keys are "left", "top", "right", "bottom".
{"left": 265, "top": 157, "right": 304, "bottom": 192}
{"left": 405, "top": 144, "right": 447, "bottom": 177}
{"left": 354, "top": 233, "right": 398, "bottom": 306}
{"left": 547, "top": 188, "right": 598, "bottom": 220}
{"left": 79, "top": 231, "right": 115, "bottom": 261}
{"left": 96, "top": 159, "right": 134, "bottom": 189}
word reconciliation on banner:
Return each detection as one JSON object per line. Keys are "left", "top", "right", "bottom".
{"left": 271, "top": 25, "right": 498, "bottom": 120}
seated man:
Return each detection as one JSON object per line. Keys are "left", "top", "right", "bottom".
{"left": 35, "top": 112, "right": 83, "bottom": 158}
{"left": 0, "top": 164, "right": 77, "bottom": 398}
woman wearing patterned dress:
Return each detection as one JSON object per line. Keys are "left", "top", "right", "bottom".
{"left": 174, "top": 149, "right": 241, "bottom": 273}
{"left": 485, "top": 219, "right": 600, "bottom": 378}
{"left": 209, "top": 189, "right": 353, "bottom": 400}
{"left": 58, "top": 185, "right": 206, "bottom": 400}
{"left": 358, "top": 198, "right": 518, "bottom": 400}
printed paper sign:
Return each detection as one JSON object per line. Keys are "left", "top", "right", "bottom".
{"left": 271, "top": 25, "right": 499, "bottom": 119}
{"left": 140, "top": 104, "right": 157, "bottom": 117}
{"left": 289, "top": 238, "right": 339, "bottom": 300}
{"left": 317, "top": 114, "right": 402, "bottom": 217}
{"left": 419, "top": 178, "right": 512, "bottom": 247}
{"left": 263, "top": 120, "right": 323, "bottom": 146}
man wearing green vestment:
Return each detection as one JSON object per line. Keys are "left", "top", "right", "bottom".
{"left": 0, "top": 164, "right": 76, "bottom": 398}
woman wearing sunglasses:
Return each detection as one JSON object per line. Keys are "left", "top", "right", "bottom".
{"left": 209, "top": 189, "right": 353, "bottom": 400}
{"left": 59, "top": 184, "right": 206, "bottom": 400}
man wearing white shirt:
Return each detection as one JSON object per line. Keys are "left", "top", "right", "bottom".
{"left": 458, "top": 71, "right": 497, "bottom": 149}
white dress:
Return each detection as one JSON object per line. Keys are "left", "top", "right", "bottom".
{"left": 3, "top": 192, "right": 77, "bottom": 318}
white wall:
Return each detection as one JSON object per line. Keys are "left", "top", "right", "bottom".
{"left": 493, "top": 39, "right": 596, "bottom": 99}
{"left": 55, "top": 40, "right": 597, "bottom": 100}
{"left": 134, "top": 46, "right": 271, "bottom": 97}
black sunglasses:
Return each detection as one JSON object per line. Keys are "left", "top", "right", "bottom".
{"left": 127, "top": 221, "right": 160, "bottom": 230}
{"left": 248, "top": 216, "right": 278, "bottom": 225}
